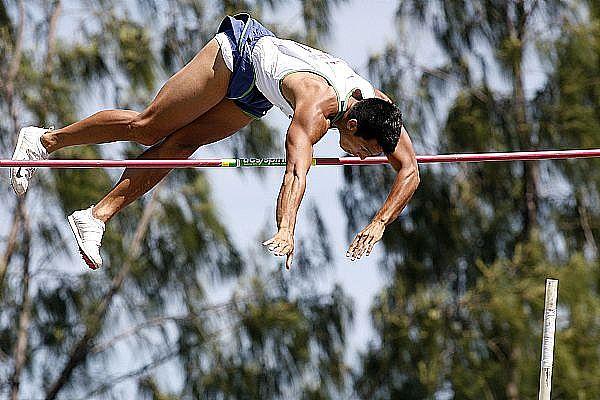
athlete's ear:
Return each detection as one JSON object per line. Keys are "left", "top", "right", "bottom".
{"left": 352, "top": 88, "right": 363, "bottom": 100}
{"left": 346, "top": 118, "right": 358, "bottom": 134}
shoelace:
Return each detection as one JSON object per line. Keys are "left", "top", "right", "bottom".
{"left": 76, "top": 216, "right": 103, "bottom": 246}
{"left": 18, "top": 150, "right": 39, "bottom": 180}
{"left": 13, "top": 129, "right": 51, "bottom": 182}
{"left": 19, "top": 167, "right": 36, "bottom": 180}
{"left": 25, "top": 143, "right": 46, "bottom": 158}
{"left": 19, "top": 142, "right": 48, "bottom": 179}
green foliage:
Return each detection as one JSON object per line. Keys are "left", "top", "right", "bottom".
{"left": 299, "top": 0, "right": 345, "bottom": 47}
{"left": 181, "top": 278, "right": 352, "bottom": 399}
{"left": 357, "top": 242, "right": 600, "bottom": 399}
{"left": 114, "top": 19, "right": 156, "bottom": 93}
{"left": 0, "top": 1, "right": 352, "bottom": 399}
{"left": 348, "top": 1, "right": 600, "bottom": 398}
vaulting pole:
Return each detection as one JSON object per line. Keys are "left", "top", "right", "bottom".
{"left": 538, "top": 278, "right": 559, "bottom": 400}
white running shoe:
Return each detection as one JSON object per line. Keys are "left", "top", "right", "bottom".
{"left": 10, "top": 126, "right": 50, "bottom": 196}
{"left": 68, "top": 206, "right": 105, "bottom": 270}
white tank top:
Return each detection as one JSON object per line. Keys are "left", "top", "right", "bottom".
{"left": 250, "top": 37, "right": 376, "bottom": 120}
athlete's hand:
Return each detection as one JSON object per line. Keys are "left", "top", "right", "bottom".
{"left": 346, "top": 220, "right": 385, "bottom": 260}
{"left": 263, "top": 228, "right": 294, "bottom": 269}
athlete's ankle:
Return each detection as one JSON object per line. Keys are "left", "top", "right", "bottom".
{"left": 40, "top": 131, "right": 57, "bottom": 153}
{"left": 91, "top": 205, "right": 112, "bottom": 224}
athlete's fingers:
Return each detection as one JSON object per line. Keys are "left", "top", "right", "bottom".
{"left": 268, "top": 246, "right": 281, "bottom": 255}
{"left": 346, "top": 240, "right": 355, "bottom": 256}
{"left": 346, "top": 244, "right": 355, "bottom": 259}
{"left": 273, "top": 239, "right": 292, "bottom": 254}
{"left": 355, "top": 233, "right": 371, "bottom": 257}
{"left": 281, "top": 243, "right": 291, "bottom": 254}
{"left": 354, "top": 245, "right": 365, "bottom": 259}
{"left": 272, "top": 238, "right": 289, "bottom": 250}
{"left": 349, "top": 241, "right": 360, "bottom": 260}
{"left": 359, "top": 234, "right": 378, "bottom": 259}
{"left": 354, "top": 247, "right": 364, "bottom": 259}
{"left": 350, "top": 232, "right": 370, "bottom": 259}
{"left": 274, "top": 249, "right": 288, "bottom": 257}
{"left": 276, "top": 243, "right": 292, "bottom": 257}
{"left": 365, "top": 240, "right": 377, "bottom": 256}
{"left": 269, "top": 239, "right": 292, "bottom": 256}
{"left": 263, "top": 238, "right": 275, "bottom": 246}
{"left": 350, "top": 233, "right": 368, "bottom": 259}
{"left": 362, "top": 236, "right": 375, "bottom": 256}
{"left": 269, "top": 240, "right": 284, "bottom": 252}
{"left": 362, "top": 233, "right": 377, "bottom": 252}
{"left": 350, "top": 232, "right": 363, "bottom": 248}
{"left": 347, "top": 234, "right": 362, "bottom": 257}
{"left": 360, "top": 238, "right": 375, "bottom": 258}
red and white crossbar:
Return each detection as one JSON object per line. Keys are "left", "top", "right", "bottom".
{"left": 1, "top": 148, "right": 599, "bottom": 168}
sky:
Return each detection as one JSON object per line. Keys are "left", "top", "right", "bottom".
{"left": 202, "top": 0, "right": 399, "bottom": 358}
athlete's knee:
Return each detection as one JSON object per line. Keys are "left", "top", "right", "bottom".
{"left": 127, "top": 113, "right": 164, "bottom": 146}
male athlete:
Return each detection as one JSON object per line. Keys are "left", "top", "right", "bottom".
{"left": 10, "top": 14, "right": 420, "bottom": 269}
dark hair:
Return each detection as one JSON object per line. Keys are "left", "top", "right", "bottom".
{"left": 347, "top": 98, "right": 402, "bottom": 154}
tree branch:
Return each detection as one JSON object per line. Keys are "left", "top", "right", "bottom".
{"left": 79, "top": 321, "right": 237, "bottom": 400}
{"left": 9, "top": 203, "right": 32, "bottom": 400}
{"left": 90, "top": 295, "right": 254, "bottom": 356}
{"left": 395, "top": 49, "right": 488, "bottom": 103}
{"left": 5, "top": 0, "right": 25, "bottom": 134}
{"left": 40, "top": 0, "right": 62, "bottom": 120}
{"left": 90, "top": 314, "right": 193, "bottom": 355}
{"left": 0, "top": 210, "right": 21, "bottom": 294}
{"left": 45, "top": 1, "right": 62, "bottom": 74}
{"left": 7, "top": 0, "right": 24, "bottom": 85}
{"left": 577, "top": 189, "right": 598, "bottom": 259}
{"left": 77, "top": 349, "right": 180, "bottom": 400}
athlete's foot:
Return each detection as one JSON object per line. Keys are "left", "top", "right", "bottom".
{"left": 68, "top": 206, "right": 105, "bottom": 270}
{"left": 10, "top": 126, "right": 50, "bottom": 196}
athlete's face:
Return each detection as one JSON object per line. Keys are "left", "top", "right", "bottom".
{"left": 339, "top": 130, "right": 382, "bottom": 159}
{"left": 336, "top": 104, "right": 382, "bottom": 158}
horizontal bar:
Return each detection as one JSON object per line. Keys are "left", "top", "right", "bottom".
{"left": 1, "top": 149, "right": 599, "bottom": 168}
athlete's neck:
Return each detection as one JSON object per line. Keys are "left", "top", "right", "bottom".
{"left": 333, "top": 96, "right": 359, "bottom": 130}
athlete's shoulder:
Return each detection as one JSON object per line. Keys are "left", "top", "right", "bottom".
{"left": 284, "top": 72, "right": 336, "bottom": 101}
{"left": 283, "top": 73, "right": 338, "bottom": 118}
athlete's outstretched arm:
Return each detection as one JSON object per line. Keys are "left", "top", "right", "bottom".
{"left": 346, "top": 126, "right": 420, "bottom": 260}
{"left": 263, "top": 105, "right": 328, "bottom": 269}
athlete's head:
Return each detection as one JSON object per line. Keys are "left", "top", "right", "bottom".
{"left": 339, "top": 98, "right": 402, "bottom": 157}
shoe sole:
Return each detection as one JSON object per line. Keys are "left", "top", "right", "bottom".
{"left": 10, "top": 127, "right": 28, "bottom": 196}
{"left": 68, "top": 215, "right": 100, "bottom": 270}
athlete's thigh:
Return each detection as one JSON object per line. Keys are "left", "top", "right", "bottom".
{"left": 157, "top": 100, "right": 253, "bottom": 154}
{"left": 138, "top": 38, "right": 231, "bottom": 136}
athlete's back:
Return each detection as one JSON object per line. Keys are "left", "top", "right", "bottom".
{"left": 251, "top": 36, "right": 376, "bottom": 120}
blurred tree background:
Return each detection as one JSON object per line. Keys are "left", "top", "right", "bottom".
{"left": 0, "top": 1, "right": 351, "bottom": 399}
{"left": 0, "top": 0, "right": 599, "bottom": 399}
{"left": 347, "top": 1, "right": 600, "bottom": 399}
